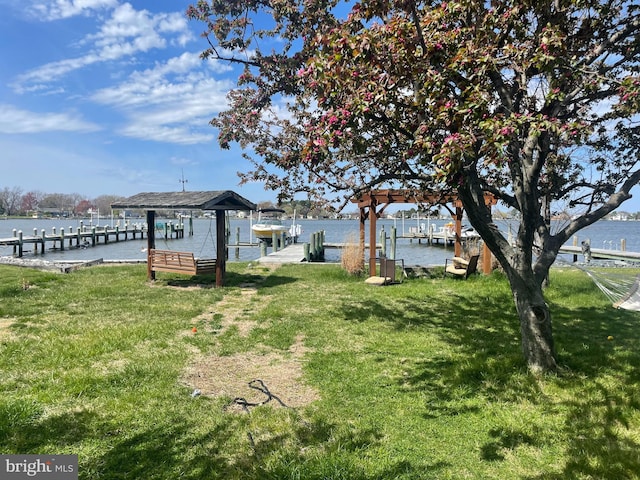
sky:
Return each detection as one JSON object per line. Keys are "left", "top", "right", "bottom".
{"left": 0, "top": 0, "right": 276, "bottom": 204}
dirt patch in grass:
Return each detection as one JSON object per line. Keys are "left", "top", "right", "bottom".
{"left": 181, "top": 269, "right": 318, "bottom": 410}
{"left": 0, "top": 318, "right": 16, "bottom": 340}
{"left": 215, "top": 286, "right": 261, "bottom": 337}
{"left": 181, "top": 335, "right": 319, "bottom": 409}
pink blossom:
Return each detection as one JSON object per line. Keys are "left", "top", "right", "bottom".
{"left": 444, "top": 133, "right": 459, "bottom": 144}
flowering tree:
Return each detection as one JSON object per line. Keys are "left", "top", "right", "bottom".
{"left": 188, "top": 0, "right": 640, "bottom": 372}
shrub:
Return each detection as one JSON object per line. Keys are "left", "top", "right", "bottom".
{"left": 340, "top": 232, "right": 365, "bottom": 275}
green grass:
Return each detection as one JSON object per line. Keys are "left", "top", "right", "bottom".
{"left": 1, "top": 262, "right": 639, "bottom": 479}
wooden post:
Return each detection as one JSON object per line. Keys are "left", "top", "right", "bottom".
{"left": 146, "top": 210, "right": 156, "bottom": 281}
{"left": 304, "top": 243, "right": 310, "bottom": 262}
{"left": 235, "top": 227, "right": 240, "bottom": 259}
{"left": 379, "top": 226, "right": 386, "bottom": 258}
{"left": 18, "top": 231, "right": 23, "bottom": 257}
{"left": 260, "top": 241, "right": 267, "bottom": 257}
{"left": 390, "top": 226, "right": 397, "bottom": 260}
{"left": 359, "top": 206, "right": 366, "bottom": 268}
{"left": 215, "top": 210, "right": 226, "bottom": 287}
{"left": 369, "top": 201, "right": 377, "bottom": 276}
{"left": 454, "top": 206, "right": 463, "bottom": 257}
{"left": 482, "top": 242, "right": 492, "bottom": 275}
{"left": 41, "top": 230, "right": 46, "bottom": 255}
{"left": 272, "top": 231, "right": 278, "bottom": 252}
{"left": 309, "top": 233, "right": 316, "bottom": 260}
{"left": 60, "top": 228, "right": 65, "bottom": 250}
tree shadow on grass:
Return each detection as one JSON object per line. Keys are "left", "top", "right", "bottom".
{"left": 158, "top": 271, "right": 297, "bottom": 290}
{"left": 0, "top": 405, "right": 100, "bottom": 453}
{"left": 89, "top": 408, "right": 443, "bottom": 480}
{"left": 336, "top": 276, "right": 640, "bottom": 478}
{"left": 1, "top": 393, "right": 438, "bottom": 479}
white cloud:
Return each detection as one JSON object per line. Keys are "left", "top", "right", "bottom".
{"left": 0, "top": 104, "right": 101, "bottom": 133}
{"left": 32, "top": 0, "right": 119, "bottom": 21}
{"left": 90, "top": 53, "right": 234, "bottom": 144}
{"left": 92, "top": 54, "right": 232, "bottom": 107}
{"left": 119, "top": 123, "right": 214, "bottom": 145}
{"left": 13, "top": 3, "right": 194, "bottom": 92}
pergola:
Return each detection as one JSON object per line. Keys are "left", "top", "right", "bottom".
{"left": 112, "top": 190, "right": 256, "bottom": 287}
{"left": 351, "top": 189, "right": 498, "bottom": 275}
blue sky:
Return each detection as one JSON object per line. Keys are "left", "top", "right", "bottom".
{"left": 0, "top": 0, "right": 273, "bottom": 203}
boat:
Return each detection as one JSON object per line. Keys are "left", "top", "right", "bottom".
{"left": 252, "top": 208, "right": 289, "bottom": 244}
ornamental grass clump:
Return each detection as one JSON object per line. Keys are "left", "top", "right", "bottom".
{"left": 340, "top": 232, "right": 364, "bottom": 276}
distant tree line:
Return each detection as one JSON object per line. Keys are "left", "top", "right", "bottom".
{"left": 0, "top": 186, "right": 123, "bottom": 218}
{"left": 257, "top": 199, "right": 337, "bottom": 218}
{"left": 0, "top": 186, "right": 336, "bottom": 219}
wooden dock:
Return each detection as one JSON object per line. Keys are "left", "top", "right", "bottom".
{"left": 559, "top": 245, "right": 640, "bottom": 263}
{"left": 0, "top": 222, "right": 184, "bottom": 257}
{"left": 258, "top": 243, "right": 308, "bottom": 264}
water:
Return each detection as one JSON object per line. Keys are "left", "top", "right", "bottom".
{"left": 1, "top": 217, "right": 638, "bottom": 266}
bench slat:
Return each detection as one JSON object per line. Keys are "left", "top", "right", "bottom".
{"left": 150, "top": 249, "right": 215, "bottom": 276}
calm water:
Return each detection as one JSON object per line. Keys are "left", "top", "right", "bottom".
{"left": 1, "top": 217, "right": 638, "bottom": 266}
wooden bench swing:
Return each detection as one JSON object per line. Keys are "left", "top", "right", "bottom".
{"left": 149, "top": 248, "right": 216, "bottom": 276}
{"left": 111, "top": 190, "right": 258, "bottom": 287}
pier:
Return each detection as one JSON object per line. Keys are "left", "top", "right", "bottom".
{"left": 559, "top": 235, "right": 640, "bottom": 263}
{"left": 258, "top": 230, "right": 326, "bottom": 264}
{"left": 0, "top": 222, "right": 184, "bottom": 257}
{"left": 559, "top": 245, "right": 640, "bottom": 263}
{"left": 258, "top": 243, "right": 308, "bottom": 264}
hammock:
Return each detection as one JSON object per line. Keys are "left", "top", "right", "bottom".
{"left": 574, "top": 265, "right": 640, "bottom": 311}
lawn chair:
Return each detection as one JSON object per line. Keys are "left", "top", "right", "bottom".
{"left": 444, "top": 254, "right": 479, "bottom": 279}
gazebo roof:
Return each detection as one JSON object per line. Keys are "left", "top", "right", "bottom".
{"left": 111, "top": 190, "right": 256, "bottom": 211}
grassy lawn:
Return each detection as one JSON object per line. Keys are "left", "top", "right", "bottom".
{"left": 1, "top": 262, "right": 639, "bottom": 479}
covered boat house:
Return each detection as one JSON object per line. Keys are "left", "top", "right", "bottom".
{"left": 112, "top": 190, "right": 256, "bottom": 287}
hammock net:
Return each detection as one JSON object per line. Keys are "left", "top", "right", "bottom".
{"left": 573, "top": 265, "right": 640, "bottom": 311}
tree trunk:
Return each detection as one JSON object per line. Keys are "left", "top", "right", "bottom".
{"left": 510, "top": 276, "right": 558, "bottom": 373}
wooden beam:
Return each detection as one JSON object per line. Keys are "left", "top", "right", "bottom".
{"left": 146, "top": 210, "right": 156, "bottom": 281}
{"left": 482, "top": 243, "right": 493, "bottom": 275}
{"left": 215, "top": 211, "right": 226, "bottom": 287}
{"left": 454, "top": 206, "right": 463, "bottom": 257}
{"left": 369, "top": 198, "right": 378, "bottom": 275}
